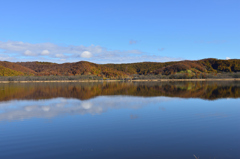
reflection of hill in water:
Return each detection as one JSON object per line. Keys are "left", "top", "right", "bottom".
{"left": 0, "top": 81, "right": 240, "bottom": 101}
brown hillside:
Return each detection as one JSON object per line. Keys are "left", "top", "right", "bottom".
{"left": 104, "top": 59, "right": 240, "bottom": 76}
{"left": 153, "top": 61, "right": 207, "bottom": 75}
{"left": 0, "top": 61, "right": 35, "bottom": 75}
{"left": 200, "top": 58, "right": 240, "bottom": 72}
{"left": 0, "top": 65, "right": 24, "bottom": 76}
{"left": 0, "top": 58, "right": 239, "bottom": 78}
{"left": 18, "top": 61, "right": 128, "bottom": 78}
{"left": 103, "top": 62, "right": 175, "bottom": 75}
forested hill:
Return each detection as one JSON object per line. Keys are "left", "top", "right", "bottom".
{"left": 0, "top": 58, "right": 239, "bottom": 78}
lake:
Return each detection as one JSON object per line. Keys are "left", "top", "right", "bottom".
{"left": 0, "top": 81, "right": 239, "bottom": 159}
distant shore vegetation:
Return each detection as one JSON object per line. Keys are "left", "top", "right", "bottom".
{"left": 0, "top": 58, "right": 240, "bottom": 80}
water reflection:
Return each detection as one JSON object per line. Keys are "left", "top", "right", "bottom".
{"left": 0, "top": 96, "right": 173, "bottom": 121}
{"left": 0, "top": 82, "right": 239, "bottom": 159}
{"left": 0, "top": 81, "right": 240, "bottom": 101}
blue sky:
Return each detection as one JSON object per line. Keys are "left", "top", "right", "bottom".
{"left": 0, "top": 0, "right": 239, "bottom": 63}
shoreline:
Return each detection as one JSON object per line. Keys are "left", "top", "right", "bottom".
{"left": 0, "top": 78, "right": 240, "bottom": 83}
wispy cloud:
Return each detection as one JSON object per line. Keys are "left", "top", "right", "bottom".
{"left": 195, "top": 40, "right": 227, "bottom": 44}
{"left": 55, "top": 54, "right": 65, "bottom": 58}
{"left": 0, "top": 54, "right": 14, "bottom": 61}
{"left": 129, "top": 40, "right": 137, "bottom": 45}
{"left": 0, "top": 41, "right": 182, "bottom": 63}
{"left": 158, "top": 48, "right": 165, "bottom": 52}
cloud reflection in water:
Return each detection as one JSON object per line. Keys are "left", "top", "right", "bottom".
{"left": 0, "top": 96, "right": 174, "bottom": 122}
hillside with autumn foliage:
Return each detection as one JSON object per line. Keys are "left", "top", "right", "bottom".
{"left": 0, "top": 58, "right": 240, "bottom": 79}
{"left": 16, "top": 61, "right": 127, "bottom": 78}
{"left": 103, "top": 58, "right": 240, "bottom": 76}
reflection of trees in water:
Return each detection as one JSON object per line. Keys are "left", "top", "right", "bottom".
{"left": 0, "top": 81, "right": 240, "bottom": 101}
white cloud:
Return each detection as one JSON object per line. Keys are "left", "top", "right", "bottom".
{"left": 41, "top": 50, "right": 50, "bottom": 55}
{"left": 24, "top": 50, "right": 35, "bottom": 56}
{"left": 55, "top": 54, "right": 65, "bottom": 58}
{"left": 0, "top": 40, "right": 182, "bottom": 63}
{"left": 81, "top": 51, "right": 92, "bottom": 58}
{"left": 226, "top": 57, "right": 231, "bottom": 60}
{"left": 60, "top": 58, "right": 66, "bottom": 61}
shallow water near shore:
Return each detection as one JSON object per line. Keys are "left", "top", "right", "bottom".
{"left": 0, "top": 81, "right": 239, "bottom": 159}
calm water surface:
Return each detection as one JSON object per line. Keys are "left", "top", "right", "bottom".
{"left": 0, "top": 82, "right": 239, "bottom": 159}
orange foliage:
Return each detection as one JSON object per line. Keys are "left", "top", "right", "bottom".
{"left": 0, "top": 58, "right": 239, "bottom": 78}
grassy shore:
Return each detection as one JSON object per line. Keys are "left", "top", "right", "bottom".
{"left": 0, "top": 78, "right": 240, "bottom": 83}
{"left": 0, "top": 74, "right": 240, "bottom": 83}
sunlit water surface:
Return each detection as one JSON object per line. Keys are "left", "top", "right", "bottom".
{"left": 0, "top": 82, "right": 239, "bottom": 159}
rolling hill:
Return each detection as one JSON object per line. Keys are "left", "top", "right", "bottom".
{"left": 0, "top": 65, "right": 24, "bottom": 76}
{"left": 0, "top": 58, "right": 239, "bottom": 78}
{"left": 0, "top": 61, "right": 35, "bottom": 76}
